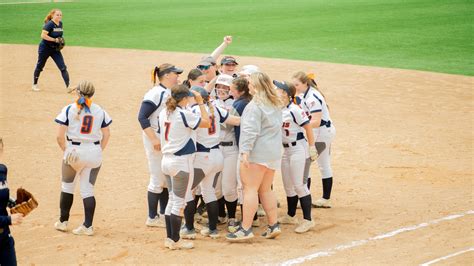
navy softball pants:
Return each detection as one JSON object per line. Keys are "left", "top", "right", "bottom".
{"left": 33, "top": 43, "right": 70, "bottom": 87}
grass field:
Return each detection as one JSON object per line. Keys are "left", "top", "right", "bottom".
{"left": 0, "top": 0, "right": 473, "bottom": 75}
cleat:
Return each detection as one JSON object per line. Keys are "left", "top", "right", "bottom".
{"left": 72, "top": 225, "right": 94, "bottom": 236}
{"left": 278, "top": 214, "right": 298, "bottom": 225}
{"left": 200, "top": 226, "right": 220, "bottom": 239}
{"left": 312, "top": 198, "right": 331, "bottom": 208}
{"left": 227, "top": 218, "right": 240, "bottom": 233}
{"left": 146, "top": 215, "right": 166, "bottom": 228}
{"left": 180, "top": 225, "right": 197, "bottom": 240}
{"left": 295, "top": 219, "right": 315, "bottom": 234}
{"left": 166, "top": 238, "right": 194, "bottom": 250}
{"left": 54, "top": 220, "right": 68, "bottom": 232}
{"left": 261, "top": 223, "right": 281, "bottom": 239}
{"left": 226, "top": 226, "right": 254, "bottom": 242}
{"left": 218, "top": 216, "right": 228, "bottom": 224}
{"left": 32, "top": 84, "right": 40, "bottom": 92}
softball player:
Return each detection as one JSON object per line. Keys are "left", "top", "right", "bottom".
{"left": 213, "top": 74, "right": 237, "bottom": 224}
{"left": 227, "top": 72, "right": 283, "bottom": 242}
{"left": 274, "top": 80, "right": 316, "bottom": 233}
{"left": 32, "top": 9, "right": 70, "bottom": 92}
{"left": 197, "top": 36, "right": 233, "bottom": 83}
{"left": 220, "top": 56, "right": 239, "bottom": 77}
{"left": 159, "top": 85, "right": 210, "bottom": 250}
{"left": 180, "top": 86, "right": 240, "bottom": 239}
{"left": 0, "top": 138, "right": 23, "bottom": 266}
{"left": 292, "top": 72, "right": 336, "bottom": 208}
{"left": 138, "top": 64, "right": 183, "bottom": 228}
{"left": 53, "top": 80, "right": 112, "bottom": 236}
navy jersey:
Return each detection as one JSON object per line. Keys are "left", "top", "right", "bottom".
{"left": 41, "top": 20, "right": 63, "bottom": 48}
{"left": 0, "top": 164, "right": 11, "bottom": 247}
{"left": 232, "top": 97, "right": 250, "bottom": 146}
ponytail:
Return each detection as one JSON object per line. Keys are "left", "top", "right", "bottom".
{"left": 44, "top": 9, "right": 60, "bottom": 23}
{"left": 182, "top": 80, "right": 191, "bottom": 88}
{"left": 207, "top": 100, "right": 215, "bottom": 120}
{"left": 152, "top": 66, "right": 160, "bottom": 85}
{"left": 75, "top": 96, "right": 92, "bottom": 120}
{"left": 165, "top": 97, "right": 178, "bottom": 116}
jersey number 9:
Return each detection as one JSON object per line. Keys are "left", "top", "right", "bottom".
{"left": 81, "top": 115, "right": 94, "bottom": 134}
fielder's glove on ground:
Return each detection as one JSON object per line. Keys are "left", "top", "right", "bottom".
{"left": 10, "top": 188, "right": 38, "bottom": 216}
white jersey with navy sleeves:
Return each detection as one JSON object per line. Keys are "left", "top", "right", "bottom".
{"left": 142, "top": 84, "right": 170, "bottom": 131}
{"left": 214, "top": 97, "right": 235, "bottom": 143}
{"left": 300, "top": 86, "right": 331, "bottom": 123}
{"left": 158, "top": 106, "right": 201, "bottom": 155}
{"left": 282, "top": 103, "right": 309, "bottom": 144}
{"left": 191, "top": 104, "right": 229, "bottom": 149}
{"left": 55, "top": 102, "right": 112, "bottom": 143}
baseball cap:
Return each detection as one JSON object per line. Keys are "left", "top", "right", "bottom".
{"left": 198, "top": 55, "right": 216, "bottom": 67}
{"left": 273, "top": 80, "right": 290, "bottom": 96}
{"left": 190, "top": 86, "right": 209, "bottom": 101}
{"left": 220, "top": 56, "right": 238, "bottom": 65}
{"left": 158, "top": 65, "right": 184, "bottom": 77}
{"left": 171, "top": 85, "right": 194, "bottom": 101}
{"left": 239, "top": 65, "right": 260, "bottom": 76}
{"left": 216, "top": 74, "right": 234, "bottom": 87}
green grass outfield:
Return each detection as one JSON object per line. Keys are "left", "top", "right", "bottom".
{"left": 0, "top": 0, "right": 472, "bottom": 75}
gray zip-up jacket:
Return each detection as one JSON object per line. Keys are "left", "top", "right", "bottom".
{"left": 239, "top": 100, "right": 282, "bottom": 164}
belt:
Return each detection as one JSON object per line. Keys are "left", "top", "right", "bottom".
{"left": 283, "top": 134, "right": 306, "bottom": 148}
{"left": 283, "top": 142, "right": 297, "bottom": 148}
{"left": 320, "top": 120, "right": 331, "bottom": 128}
{"left": 67, "top": 136, "right": 100, "bottom": 146}
{"left": 220, "top": 141, "right": 234, "bottom": 147}
{"left": 71, "top": 141, "right": 100, "bottom": 146}
{"left": 196, "top": 143, "right": 220, "bottom": 152}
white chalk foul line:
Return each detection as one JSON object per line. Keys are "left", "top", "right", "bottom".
{"left": 280, "top": 210, "right": 474, "bottom": 265}
{"left": 419, "top": 247, "right": 474, "bottom": 266}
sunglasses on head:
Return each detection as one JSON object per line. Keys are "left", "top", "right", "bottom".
{"left": 198, "top": 65, "right": 211, "bottom": 70}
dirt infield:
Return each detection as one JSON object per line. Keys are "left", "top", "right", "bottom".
{"left": 0, "top": 44, "right": 472, "bottom": 264}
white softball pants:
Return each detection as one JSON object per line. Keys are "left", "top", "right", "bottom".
{"left": 161, "top": 154, "right": 194, "bottom": 216}
{"left": 281, "top": 140, "right": 311, "bottom": 198}
{"left": 61, "top": 143, "right": 102, "bottom": 199}
{"left": 142, "top": 132, "right": 166, "bottom": 193}
{"left": 314, "top": 125, "right": 336, "bottom": 179}
{"left": 219, "top": 144, "right": 239, "bottom": 202}
{"left": 194, "top": 148, "right": 224, "bottom": 203}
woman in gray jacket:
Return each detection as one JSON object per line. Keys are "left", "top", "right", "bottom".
{"left": 226, "top": 72, "right": 283, "bottom": 242}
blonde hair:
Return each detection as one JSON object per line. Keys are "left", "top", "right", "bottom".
{"left": 75, "top": 80, "right": 95, "bottom": 120}
{"left": 249, "top": 72, "right": 283, "bottom": 108}
{"left": 292, "top": 71, "right": 327, "bottom": 101}
{"left": 44, "top": 9, "right": 60, "bottom": 23}
{"left": 152, "top": 63, "right": 175, "bottom": 84}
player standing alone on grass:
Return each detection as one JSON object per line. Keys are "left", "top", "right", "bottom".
{"left": 138, "top": 64, "right": 183, "bottom": 227}
{"left": 32, "top": 9, "right": 70, "bottom": 92}
{"left": 53, "top": 80, "right": 112, "bottom": 236}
